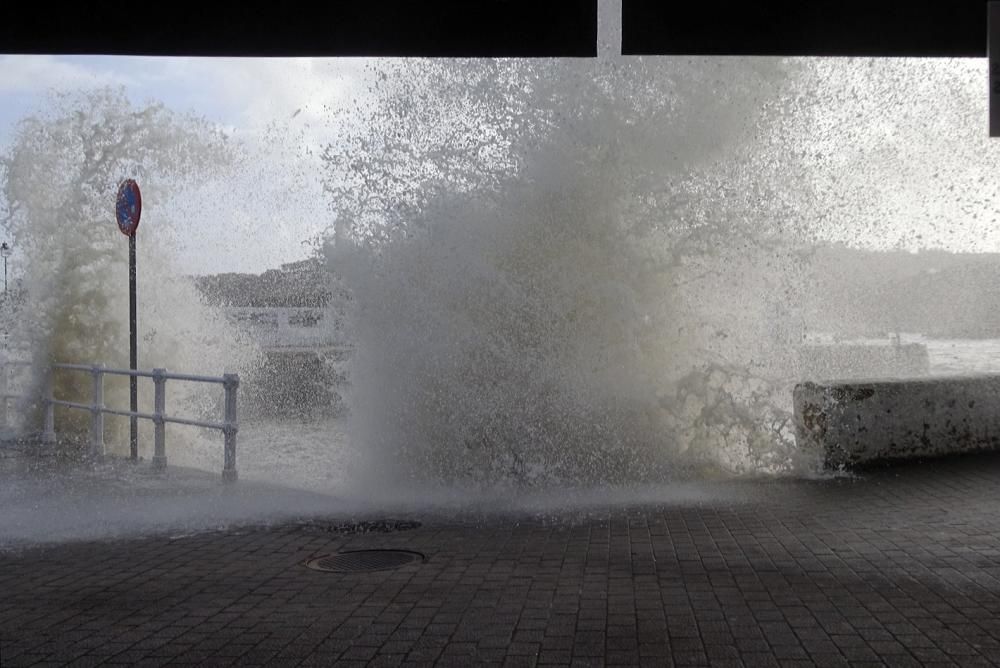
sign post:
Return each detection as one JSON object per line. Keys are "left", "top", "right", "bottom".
{"left": 116, "top": 179, "right": 141, "bottom": 460}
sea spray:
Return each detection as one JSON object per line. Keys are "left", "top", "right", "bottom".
{"left": 323, "top": 57, "right": 824, "bottom": 491}
{"left": 0, "top": 89, "right": 261, "bottom": 456}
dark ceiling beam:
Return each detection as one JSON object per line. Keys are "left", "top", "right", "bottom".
{"left": 3, "top": 2, "right": 991, "bottom": 60}
{"left": 0, "top": 1, "right": 597, "bottom": 58}
{"left": 623, "top": 1, "right": 989, "bottom": 57}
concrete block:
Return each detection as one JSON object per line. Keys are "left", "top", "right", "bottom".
{"left": 797, "top": 343, "right": 929, "bottom": 381}
{"left": 793, "top": 374, "right": 1000, "bottom": 469}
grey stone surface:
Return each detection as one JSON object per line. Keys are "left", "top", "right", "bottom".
{"left": 5, "top": 452, "right": 1000, "bottom": 664}
{"left": 794, "top": 374, "right": 1000, "bottom": 468}
{"left": 796, "top": 342, "right": 929, "bottom": 380}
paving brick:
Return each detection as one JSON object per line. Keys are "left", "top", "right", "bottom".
{"left": 4, "top": 452, "right": 1000, "bottom": 665}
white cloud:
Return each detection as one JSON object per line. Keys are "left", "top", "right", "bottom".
{"left": 0, "top": 55, "right": 134, "bottom": 93}
{"left": 0, "top": 55, "right": 375, "bottom": 146}
{"left": 111, "top": 57, "right": 375, "bottom": 143}
{"left": 0, "top": 56, "right": 380, "bottom": 273}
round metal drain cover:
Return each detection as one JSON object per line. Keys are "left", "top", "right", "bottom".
{"left": 305, "top": 549, "right": 424, "bottom": 573}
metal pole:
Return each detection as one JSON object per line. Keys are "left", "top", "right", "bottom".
{"left": 129, "top": 234, "right": 138, "bottom": 460}
{"left": 41, "top": 368, "right": 56, "bottom": 446}
{"left": 3, "top": 255, "right": 7, "bottom": 294}
{"left": 152, "top": 368, "right": 166, "bottom": 470}
{"left": 0, "top": 354, "right": 7, "bottom": 430}
{"left": 222, "top": 373, "right": 239, "bottom": 482}
{"left": 90, "top": 364, "right": 104, "bottom": 458}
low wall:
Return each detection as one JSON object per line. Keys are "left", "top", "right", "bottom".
{"left": 793, "top": 374, "right": 1000, "bottom": 469}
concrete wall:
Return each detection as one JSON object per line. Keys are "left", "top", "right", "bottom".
{"left": 793, "top": 374, "right": 1000, "bottom": 469}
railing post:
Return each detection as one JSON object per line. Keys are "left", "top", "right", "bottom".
{"left": 41, "top": 367, "right": 56, "bottom": 446}
{"left": 151, "top": 368, "right": 167, "bottom": 471}
{"left": 0, "top": 353, "right": 8, "bottom": 430}
{"left": 89, "top": 364, "right": 104, "bottom": 458}
{"left": 222, "top": 373, "right": 239, "bottom": 483}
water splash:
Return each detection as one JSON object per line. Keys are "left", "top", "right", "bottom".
{"left": 323, "top": 57, "right": 826, "bottom": 492}
{"left": 0, "top": 89, "right": 260, "bottom": 455}
{"left": 4, "top": 57, "right": 995, "bottom": 511}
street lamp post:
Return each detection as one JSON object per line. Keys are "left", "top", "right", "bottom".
{"left": 0, "top": 243, "right": 10, "bottom": 294}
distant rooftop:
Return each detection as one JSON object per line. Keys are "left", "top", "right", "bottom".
{"left": 193, "top": 257, "right": 345, "bottom": 309}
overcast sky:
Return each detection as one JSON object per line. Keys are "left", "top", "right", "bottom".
{"left": 0, "top": 3, "right": 628, "bottom": 278}
{"left": 2, "top": 46, "right": 1000, "bottom": 277}
{"left": 0, "top": 55, "right": 376, "bottom": 275}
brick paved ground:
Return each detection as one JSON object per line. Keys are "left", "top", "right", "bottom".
{"left": 4, "top": 453, "right": 1000, "bottom": 666}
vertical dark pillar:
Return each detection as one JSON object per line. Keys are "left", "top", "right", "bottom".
{"left": 129, "top": 233, "right": 138, "bottom": 460}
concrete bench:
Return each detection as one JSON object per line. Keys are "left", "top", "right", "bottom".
{"left": 793, "top": 374, "right": 1000, "bottom": 469}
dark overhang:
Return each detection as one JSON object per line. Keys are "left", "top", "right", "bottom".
{"left": 0, "top": 2, "right": 993, "bottom": 59}
{"left": 0, "top": 1, "right": 597, "bottom": 58}
{"left": 623, "top": 1, "right": 989, "bottom": 58}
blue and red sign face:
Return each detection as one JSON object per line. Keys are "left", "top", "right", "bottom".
{"left": 115, "top": 179, "right": 142, "bottom": 237}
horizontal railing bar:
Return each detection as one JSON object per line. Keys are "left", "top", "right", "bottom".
{"left": 162, "top": 415, "right": 226, "bottom": 430}
{"left": 50, "top": 399, "right": 92, "bottom": 411}
{"left": 100, "top": 406, "right": 157, "bottom": 421}
{"left": 90, "top": 368, "right": 157, "bottom": 379}
{"left": 50, "top": 399, "right": 226, "bottom": 430}
{"left": 53, "top": 363, "right": 155, "bottom": 378}
{"left": 157, "top": 372, "right": 226, "bottom": 384}
{"left": 0, "top": 360, "right": 32, "bottom": 366}
{"left": 53, "top": 364, "right": 227, "bottom": 384}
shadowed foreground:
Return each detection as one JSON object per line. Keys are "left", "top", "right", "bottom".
{"left": 2, "top": 452, "right": 1000, "bottom": 666}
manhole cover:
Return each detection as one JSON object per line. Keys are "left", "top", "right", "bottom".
{"left": 304, "top": 549, "right": 425, "bottom": 573}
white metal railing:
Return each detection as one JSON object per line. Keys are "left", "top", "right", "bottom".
{"left": 0, "top": 359, "right": 239, "bottom": 482}
{"left": 0, "top": 357, "right": 32, "bottom": 430}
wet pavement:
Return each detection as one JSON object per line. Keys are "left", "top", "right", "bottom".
{"left": 0, "top": 446, "right": 346, "bottom": 546}
{"left": 3, "top": 448, "right": 1000, "bottom": 666}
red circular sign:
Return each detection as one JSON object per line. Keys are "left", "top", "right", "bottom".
{"left": 116, "top": 179, "right": 142, "bottom": 237}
